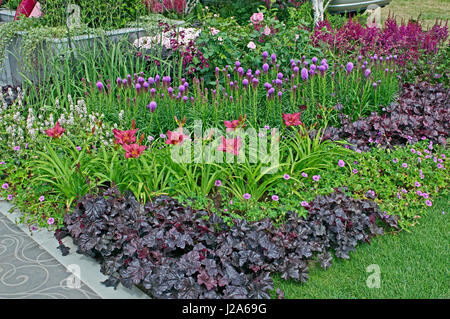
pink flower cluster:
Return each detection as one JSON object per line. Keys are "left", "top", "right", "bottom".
{"left": 311, "top": 17, "right": 448, "bottom": 66}
{"left": 145, "top": 0, "right": 186, "bottom": 14}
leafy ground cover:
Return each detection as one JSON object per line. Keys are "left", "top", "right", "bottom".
{"left": 273, "top": 192, "right": 450, "bottom": 298}
{"left": 55, "top": 187, "right": 397, "bottom": 298}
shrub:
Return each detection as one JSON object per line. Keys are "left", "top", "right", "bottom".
{"left": 323, "top": 81, "right": 450, "bottom": 151}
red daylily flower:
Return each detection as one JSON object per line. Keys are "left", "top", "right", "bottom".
{"left": 165, "top": 129, "right": 189, "bottom": 146}
{"left": 224, "top": 120, "right": 240, "bottom": 130}
{"left": 217, "top": 136, "right": 242, "bottom": 156}
{"left": 122, "top": 143, "right": 147, "bottom": 159}
{"left": 224, "top": 115, "right": 246, "bottom": 132}
{"left": 282, "top": 112, "right": 302, "bottom": 126}
{"left": 45, "top": 121, "right": 65, "bottom": 138}
{"left": 113, "top": 128, "right": 138, "bottom": 145}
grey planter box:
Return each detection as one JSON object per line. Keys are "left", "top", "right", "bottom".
{"left": 0, "top": 16, "right": 147, "bottom": 86}
{"left": 0, "top": 8, "right": 15, "bottom": 23}
{"left": 0, "top": 9, "right": 15, "bottom": 85}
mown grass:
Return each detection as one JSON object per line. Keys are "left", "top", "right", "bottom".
{"left": 380, "top": 0, "right": 450, "bottom": 29}
{"left": 273, "top": 192, "right": 450, "bottom": 298}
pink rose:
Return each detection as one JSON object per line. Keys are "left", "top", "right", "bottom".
{"left": 247, "top": 41, "right": 256, "bottom": 50}
{"left": 263, "top": 26, "right": 271, "bottom": 36}
{"left": 250, "top": 12, "right": 264, "bottom": 24}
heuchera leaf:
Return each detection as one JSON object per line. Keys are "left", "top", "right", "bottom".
{"left": 58, "top": 187, "right": 397, "bottom": 299}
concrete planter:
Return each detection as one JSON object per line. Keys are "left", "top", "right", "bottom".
{"left": 0, "top": 9, "right": 15, "bottom": 85}
{"left": 0, "top": 8, "right": 15, "bottom": 23}
{"left": 0, "top": 19, "right": 147, "bottom": 86}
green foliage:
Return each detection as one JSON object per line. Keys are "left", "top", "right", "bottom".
{"left": 2, "top": 0, "right": 21, "bottom": 10}
{"left": 194, "top": 6, "right": 321, "bottom": 82}
{"left": 39, "top": 0, "right": 146, "bottom": 30}
{"left": 199, "top": 0, "right": 262, "bottom": 25}
{"left": 293, "top": 140, "right": 449, "bottom": 229}
{"left": 403, "top": 45, "right": 450, "bottom": 87}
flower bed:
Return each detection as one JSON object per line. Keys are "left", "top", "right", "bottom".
{"left": 0, "top": 0, "right": 449, "bottom": 299}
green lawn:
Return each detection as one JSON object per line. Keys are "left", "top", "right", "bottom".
{"left": 273, "top": 192, "right": 450, "bottom": 298}
{"left": 380, "top": 0, "right": 450, "bottom": 29}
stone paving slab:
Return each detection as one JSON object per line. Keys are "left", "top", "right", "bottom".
{"left": 0, "top": 201, "right": 149, "bottom": 299}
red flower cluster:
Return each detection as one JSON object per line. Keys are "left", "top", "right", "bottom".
{"left": 165, "top": 129, "right": 189, "bottom": 146}
{"left": 45, "top": 121, "right": 66, "bottom": 139}
{"left": 113, "top": 128, "right": 138, "bottom": 145}
{"left": 123, "top": 143, "right": 147, "bottom": 159}
{"left": 224, "top": 115, "right": 246, "bottom": 132}
{"left": 113, "top": 120, "right": 146, "bottom": 159}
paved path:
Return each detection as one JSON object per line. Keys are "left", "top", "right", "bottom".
{"left": 0, "top": 201, "right": 149, "bottom": 299}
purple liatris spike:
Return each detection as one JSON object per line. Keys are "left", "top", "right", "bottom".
{"left": 96, "top": 81, "right": 104, "bottom": 92}
{"left": 346, "top": 62, "right": 354, "bottom": 73}
{"left": 301, "top": 68, "right": 308, "bottom": 81}
{"left": 147, "top": 101, "right": 157, "bottom": 112}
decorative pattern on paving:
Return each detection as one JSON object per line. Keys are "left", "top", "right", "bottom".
{"left": 0, "top": 212, "right": 100, "bottom": 299}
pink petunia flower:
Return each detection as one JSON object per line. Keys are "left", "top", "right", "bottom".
{"left": 272, "top": 195, "right": 279, "bottom": 201}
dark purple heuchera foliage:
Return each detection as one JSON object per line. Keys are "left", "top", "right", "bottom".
{"left": 56, "top": 187, "right": 397, "bottom": 299}
{"left": 322, "top": 82, "right": 450, "bottom": 151}
{"left": 312, "top": 17, "right": 448, "bottom": 66}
